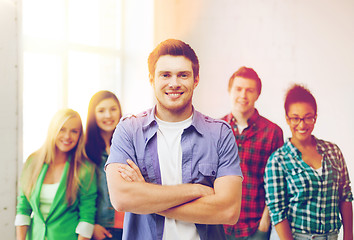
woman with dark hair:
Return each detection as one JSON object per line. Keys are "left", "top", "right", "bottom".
{"left": 85, "top": 90, "right": 124, "bottom": 240}
{"left": 15, "top": 109, "right": 97, "bottom": 240}
{"left": 264, "top": 84, "right": 353, "bottom": 240}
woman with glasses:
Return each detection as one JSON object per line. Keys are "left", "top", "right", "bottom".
{"left": 264, "top": 84, "right": 353, "bottom": 240}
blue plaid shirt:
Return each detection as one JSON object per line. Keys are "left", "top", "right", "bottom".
{"left": 264, "top": 137, "right": 353, "bottom": 234}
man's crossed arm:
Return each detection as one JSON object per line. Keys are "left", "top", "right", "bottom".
{"left": 106, "top": 160, "right": 242, "bottom": 225}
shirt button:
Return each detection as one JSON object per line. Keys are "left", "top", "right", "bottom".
{"left": 212, "top": 171, "right": 216, "bottom": 175}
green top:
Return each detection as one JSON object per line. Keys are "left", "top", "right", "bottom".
{"left": 16, "top": 160, "right": 97, "bottom": 240}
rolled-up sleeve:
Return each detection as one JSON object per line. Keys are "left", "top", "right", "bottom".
{"left": 106, "top": 120, "right": 136, "bottom": 167}
{"left": 264, "top": 153, "right": 288, "bottom": 225}
{"left": 77, "top": 162, "right": 97, "bottom": 238}
{"left": 75, "top": 221, "right": 94, "bottom": 238}
{"left": 336, "top": 145, "right": 353, "bottom": 202}
{"left": 15, "top": 190, "right": 32, "bottom": 226}
{"left": 217, "top": 123, "right": 243, "bottom": 179}
{"left": 14, "top": 214, "right": 31, "bottom": 226}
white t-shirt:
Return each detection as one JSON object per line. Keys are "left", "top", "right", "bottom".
{"left": 156, "top": 115, "right": 200, "bottom": 240}
{"left": 237, "top": 123, "right": 247, "bottom": 134}
{"left": 315, "top": 166, "right": 323, "bottom": 175}
{"left": 313, "top": 158, "right": 323, "bottom": 175}
{"left": 40, "top": 182, "right": 60, "bottom": 220}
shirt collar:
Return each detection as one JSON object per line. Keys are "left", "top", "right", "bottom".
{"left": 314, "top": 137, "right": 326, "bottom": 155}
{"left": 284, "top": 138, "right": 296, "bottom": 151}
{"left": 284, "top": 135, "right": 321, "bottom": 156}
{"left": 227, "top": 109, "right": 260, "bottom": 127}
{"left": 142, "top": 106, "right": 157, "bottom": 129}
{"left": 143, "top": 105, "right": 204, "bottom": 135}
{"left": 247, "top": 109, "right": 260, "bottom": 125}
{"left": 189, "top": 108, "right": 205, "bottom": 136}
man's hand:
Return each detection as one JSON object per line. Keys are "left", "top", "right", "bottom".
{"left": 106, "top": 162, "right": 214, "bottom": 214}
{"left": 116, "top": 159, "right": 242, "bottom": 225}
{"left": 158, "top": 175, "right": 242, "bottom": 225}
{"left": 197, "top": 183, "right": 215, "bottom": 197}
{"left": 92, "top": 224, "right": 112, "bottom": 240}
{"left": 117, "top": 159, "right": 145, "bottom": 182}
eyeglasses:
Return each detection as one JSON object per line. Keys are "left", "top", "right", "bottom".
{"left": 287, "top": 116, "right": 316, "bottom": 125}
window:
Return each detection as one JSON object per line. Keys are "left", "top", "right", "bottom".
{"left": 22, "top": 0, "right": 154, "bottom": 161}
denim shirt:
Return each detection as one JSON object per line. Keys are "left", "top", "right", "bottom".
{"left": 106, "top": 106, "right": 242, "bottom": 240}
{"left": 96, "top": 151, "right": 116, "bottom": 228}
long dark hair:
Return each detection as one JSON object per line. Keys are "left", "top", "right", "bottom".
{"left": 85, "top": 91, "right": 122, "bottom": 165}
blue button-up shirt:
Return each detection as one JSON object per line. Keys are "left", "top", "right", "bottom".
{"left": 106, "top": 106, "right": 242, "bottom": 240}
{"left": 96, "top": 151, "right": 116, "bottom": 227}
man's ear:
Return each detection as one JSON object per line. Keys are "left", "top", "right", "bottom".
{"left": 193, "top": 75, "right": 200, "bottom": 89}
{"left": 255, "top": 92, "right": 260, "bottom": 101}
{"left": 149, "top": 74, "right": 154, "bottom": 86}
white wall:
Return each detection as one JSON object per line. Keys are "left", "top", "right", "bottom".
{"left": 154, "top": 0, "right": 354, "bottom": 181}
{"left": 0, "top": 0, "right": 19, "bottom": 239}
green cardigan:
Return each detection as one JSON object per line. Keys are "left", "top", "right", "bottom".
{"left": 16, "top": 160, "right": 97, "bottom": 240}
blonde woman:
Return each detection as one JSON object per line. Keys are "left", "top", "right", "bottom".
{"left": 15, "top": 109, "right": 97, "bottom": 240}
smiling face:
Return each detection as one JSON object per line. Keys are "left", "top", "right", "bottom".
{"left": 229, "top": 77, "right": 259, "bottom": 117}
{"left": 55, "top": 116, "right": 82, "bottom": 154}
{"left": 150, "top": 55, "right": 199, "bottom": 122}
{"left": 286, "top": 102, "right": 316, "bottom": 144}
{"left": 95, "top": 98, "right": 121, "bottom": 134}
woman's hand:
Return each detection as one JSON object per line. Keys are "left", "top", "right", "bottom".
{"left": 78, "top": 235, "right": 90, "bottom": 240}
{"left": 92, "top": 224, "right": 112, "bottom": 240}
{"left": 258, "top": 206, "right": 271, "bottom": 233}
{"left": 117, "top": 159, "right": 145, "bottom": 182}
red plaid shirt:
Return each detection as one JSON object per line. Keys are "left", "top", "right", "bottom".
{"left": 222, "top": 110, "right": 284, "bottom": 238}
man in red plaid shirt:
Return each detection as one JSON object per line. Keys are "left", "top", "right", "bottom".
{"left": 222, "top": 67, "right": 284, "bottom": 240}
